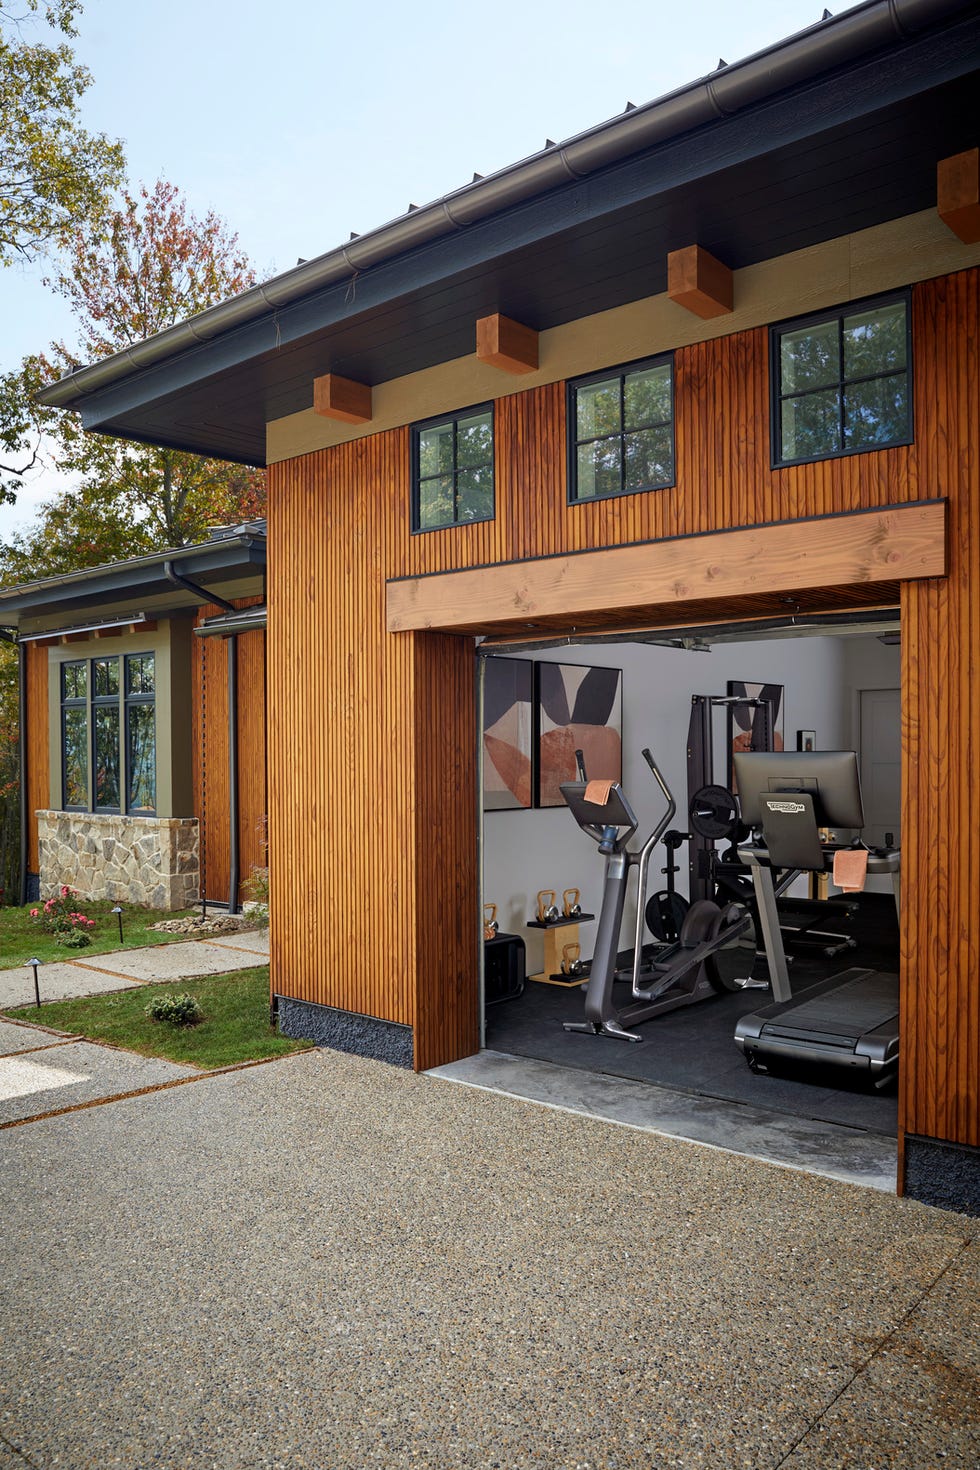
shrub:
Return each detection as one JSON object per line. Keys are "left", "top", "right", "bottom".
{"left": 243, "top": 865, "right": 269, "bottom": 927}
{"left": 144, "top": 992, "right": 204, "bottom": 1027}
{"left": 30, "top": 887, "right": 97, "bottom": 947}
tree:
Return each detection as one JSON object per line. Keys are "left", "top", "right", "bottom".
{"left": 0, "top": 2, "right": 124, "bottom": 267}
{"left": 0, "top": 178, "right": 266, "bottom": 554}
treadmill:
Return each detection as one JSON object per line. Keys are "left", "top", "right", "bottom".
{"left": 731, "top": 751, "right": 900, "bottom": 1087}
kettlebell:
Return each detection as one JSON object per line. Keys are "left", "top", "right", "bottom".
{"left": 483, "top": 902, "right": 499, "bottom": 942}
{"left": 561, "top": 942, "right": 584, "bottom": 977}
{"left": 562, "top": 887, "right": 582, "bottom": 919}
{"left": 536, "top": 889, "right": 560, "bottom": 924}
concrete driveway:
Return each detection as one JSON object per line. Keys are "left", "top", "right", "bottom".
{"left": 0, "top": 1046, "right": 977, "bottom": 1469}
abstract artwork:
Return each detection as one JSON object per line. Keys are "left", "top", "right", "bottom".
{"left": 536, "top": 663, "right": 622, "bottom": 807}
{"left": 726, "top": 680, "right": 784, "bottom": 789}
{"left": 482, "top": 657, "right": 534, "bottom": 810}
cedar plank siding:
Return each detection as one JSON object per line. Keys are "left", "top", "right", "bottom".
{"left": 902, "top": 271, "right": 979, "bottom": 1153}
{"left": 192, "top": 602, "right": 267, "bottom": 904}
{"left": 268, "top": 269, "right": 979, "bottom": 1145}
{"left": 25, "top": 641, "right": 49, "bottom": 873}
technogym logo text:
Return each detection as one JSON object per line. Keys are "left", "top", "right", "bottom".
{"left": 764, "top": 799, "right": 806, "bottom": 814}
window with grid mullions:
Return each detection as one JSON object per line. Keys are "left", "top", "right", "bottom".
{"left": 59, "top": 653, "right": 156, "bottom": 815}
{"left": 412, "top": 405, "right": 494, "bottom": 532}
{"left": 772, "top": 293, "right": 912, "bottom": 467}
{"left": 569, "top": 355, "right": 674, "bottom": 504}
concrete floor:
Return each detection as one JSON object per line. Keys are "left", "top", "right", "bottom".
{"left": 1, "top": 1045, "right": 977, "bottom": 1469}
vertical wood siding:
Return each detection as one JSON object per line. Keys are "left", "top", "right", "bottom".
{"left": 25, "top": 641, "right": 49, "bottom": 871}
{"left": 191, "top": 606, "right": 267, "bottom": 905}
{"left": 270, "top": 268, "right": 979, "bottom": 1132}
{"left": 901, "top": 270, "right": 979, "bottom": 1149}
{"left": 268, "top": 432, "right": 420, "bottom": 1029}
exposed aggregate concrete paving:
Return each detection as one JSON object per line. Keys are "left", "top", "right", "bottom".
{"left": 0, "top": 1037, "right": 200, "bottom": 1124}
{"left": 0, "top": 1047, "right": 977, "bottom": 1469}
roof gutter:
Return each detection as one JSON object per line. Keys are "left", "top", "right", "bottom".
{"left": 0, "top": 530, "right": 263, "bottom": 612}
{"left": 37, "top": 0, "right": 976, "bottom": 411}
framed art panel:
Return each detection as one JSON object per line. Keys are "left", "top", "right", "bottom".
{"left": 482, "top": 657, "right": 534, "bottom": 810}
{"left": 536, "top": 662, "right": 623, "bottom": 807}
{"left": 726, "top": 680, "right": 785, "bottom": 790}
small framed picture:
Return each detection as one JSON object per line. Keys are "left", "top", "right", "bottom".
{"left": 797, "top": 729, "right": 816, "bottom": 752}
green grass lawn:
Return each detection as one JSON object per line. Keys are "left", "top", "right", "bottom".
{"left": 5, "top": 965, "right": 311, "bottom": 1069}
{"left": 0, "top": 898, "right": 202, "bottom": 969}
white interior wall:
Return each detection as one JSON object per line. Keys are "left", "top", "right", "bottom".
{"left": 482, "top": 634, "right": 854, "bottom": 974}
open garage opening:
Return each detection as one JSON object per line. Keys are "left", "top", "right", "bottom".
{"left": 477, "top": 606, "right": 902, "bottom": 1172}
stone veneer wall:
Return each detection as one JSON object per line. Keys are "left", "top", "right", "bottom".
{"left": 36, "top": 810, "right": 199, "bottom": 909}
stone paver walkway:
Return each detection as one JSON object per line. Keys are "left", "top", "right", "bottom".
{"left": 0, "top": 928, "right": 269, "bottom": 1009}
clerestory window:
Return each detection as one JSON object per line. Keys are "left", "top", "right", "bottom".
{"left": 568, "top": 354, "right": 675, "bottom": 503}
{"left": 411, "top": 404, "right": 494, "bottom": 531}
{"left": 772, "top": 293, "right": 912, "bottom": 467}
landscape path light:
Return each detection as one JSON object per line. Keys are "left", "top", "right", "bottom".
{"left": 28, "top": 957, "right": 41, "bottom": 1009}
{"left": 111, "top": 905, "right": 124, "bottom": 943}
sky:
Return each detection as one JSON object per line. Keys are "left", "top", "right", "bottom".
{"left": 0, "top": 0, "right": 859, "bottom": 539}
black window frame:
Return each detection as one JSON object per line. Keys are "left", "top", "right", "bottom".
{"left": 410, "top": 401, "right": 495, "bottom": 534}
{"left": 770, "top": 289, "right": 913, "bottom": 470}
{"left": 57, "top": 652, "right": 157, "bottom": 817}
{"left": 91, "top": 653, "right": 122, "bottom": 814}
{"left": 567, "top": 352, "right": 676, "bottom": 506}
{"left": 124, "top": 653, "right": 157, "bottom": 816}
{"left": 60, "top": 660, "right": 88, "bottom": 813}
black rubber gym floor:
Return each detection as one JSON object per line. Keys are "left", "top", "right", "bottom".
{"left": 485, "top": 894, "right": 900, "bottom": 1137}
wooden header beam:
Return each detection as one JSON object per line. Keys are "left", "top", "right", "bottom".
{"left": 386, "top": 501, "right": 946, "bottom": 634}
{"left": 667, "top": 245, "right": 733, "bottom": 319}
{"left": 938, "top": 149, "right": 980, "bottom": 244}
{"left": 313, "top": 373, "right": 373, "bottom": 424}
{"left": 476, "top": 313, "right": 539, "bottom": 374}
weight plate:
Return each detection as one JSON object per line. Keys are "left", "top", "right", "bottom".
{"left": 689, "top": 784, "right": 739, "bottom": 840}
{"left": 645, "top": 890, "right": 690, "bottom": 944}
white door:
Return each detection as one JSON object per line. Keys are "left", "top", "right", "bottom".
{"left": 859, "top": 688, "right": 901, "bottom": 848}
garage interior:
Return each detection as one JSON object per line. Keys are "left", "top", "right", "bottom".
{"left": 478, "top": 609, "right": 902, "bottom": 1158}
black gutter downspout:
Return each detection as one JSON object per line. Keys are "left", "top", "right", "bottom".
{"left": 17, "top": 638, "right": 27, "bottom": 905}
{"left": 0, "top": 632, "right": 27, "bottom": 905}
{"left": 0, "top": 629, "right": 27, "bottom": 906}
{"left": 163, "top": 562, "right": 241, "bottom": 914}
{"left": 227, "top": 633, "right": 239, "bottom": 915}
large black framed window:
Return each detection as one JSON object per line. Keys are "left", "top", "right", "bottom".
{"left": 411, "top": 403, "right": 494, "bottom": 532}
{"left": 771, "top": 292, "right": 912, "bottom": 467}
{"left": 568, "top": 354, "right": 674, "bottom": 503}
{"left": 59, "top": 653, "right": 156, "bottom": 815}
{"left": 60, "top": 661, "right": 88, "bottom": 811}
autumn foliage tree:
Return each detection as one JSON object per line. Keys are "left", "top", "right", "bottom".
{"left": 0, "top": 1, "right": 123, "bottom": 268}
{"left": 0, "top": 179, "right": 266, "bottom": 565}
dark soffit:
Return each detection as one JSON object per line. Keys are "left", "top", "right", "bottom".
{"left": 55, "top": 13, "right": 980, "bottom": 466}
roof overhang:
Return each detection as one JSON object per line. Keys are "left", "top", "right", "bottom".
{"left": 0, "top": 531, "right": 266, "bottom": 631}
{"left": 36, "top": 0, "right": 980, "bottom": 467}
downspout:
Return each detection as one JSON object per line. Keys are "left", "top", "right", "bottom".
{"left": 163, "top": 563, "right": 241, "bottom": 913}
{"left": 0, "top": 629, "right": 26, "bottom": 906}
{"left": 227, "top": 634, "right": 239, "bottom": 914}
{"left": 17, "top": 637, "right": 27, "bottom": 906}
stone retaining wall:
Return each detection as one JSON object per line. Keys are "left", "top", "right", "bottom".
{"left": 36, "top": 810, "right": 199, "bottom": 909}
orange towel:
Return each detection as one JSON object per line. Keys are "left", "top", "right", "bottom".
{"left": 834, "top": 848, "right": 869, "bottom": 893}
{"left": 585, "top": 779, "right": 614, "bottom": 805}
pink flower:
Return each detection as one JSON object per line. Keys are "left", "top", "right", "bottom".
{"left": 30, "top": 908, "right": 38, "bottom": 918}
{"left": 60, "top": 885, "right": 70, "bottom": 896}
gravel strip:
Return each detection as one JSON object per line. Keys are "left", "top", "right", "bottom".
{"left": 0, "top": 1048, "right": 975, "bottom": 1469}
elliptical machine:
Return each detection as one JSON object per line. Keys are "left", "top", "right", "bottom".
{"left": 562, "top": 748, "right": 771, "bottom": 1043}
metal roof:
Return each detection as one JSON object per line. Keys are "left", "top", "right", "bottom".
{"left": 36, "top": 0, "right": 980, "bottom": 466}
{"left": 0, "top": 527, "right": 266, "bottom": 627}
